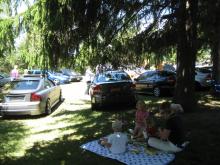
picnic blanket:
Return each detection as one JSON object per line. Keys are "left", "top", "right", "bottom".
{"left": 80, "top": 140, "right": 175, "bottom": 165}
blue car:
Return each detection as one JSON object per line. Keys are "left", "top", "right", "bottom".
{"left": 213, "top": 83, "right": 220, "bottom": 96}
{"left": 47, "top": 72, "right": 70, "bottom": 84}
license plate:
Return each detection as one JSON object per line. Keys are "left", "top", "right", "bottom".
{"left": 111, "top": 88, "right": 120, "bottom": 92}
{"left": 6, "top": 96, "right": 24, "bottom": 101}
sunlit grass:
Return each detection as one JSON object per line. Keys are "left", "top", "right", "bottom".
{"left": 0, "top": 99, "right": 100, "bottom": 159}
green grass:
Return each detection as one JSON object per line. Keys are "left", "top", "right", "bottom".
{"left": 0, "top": 92, "right": 220, "bottom": 165}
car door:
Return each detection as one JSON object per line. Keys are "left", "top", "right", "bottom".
{"left": 143, "top": 72, "right": 157, "bottom": 93}
{"left": 43, "top": 79, "right": 57, "bottom": 106}
{"left": 47, "top": 79, "right": 60, "bottom": 103}
{"left": 135, "top": 72, "right": 152, "bottom": 93}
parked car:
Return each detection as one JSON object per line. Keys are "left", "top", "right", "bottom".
{"left": 0, "top": 73, "right": 11, "bottom": 87}
{"left": 26, "top": 69, "right": 44, "bottom": 75}
{"left": 195, "top": 66, "right": 213, "bottom": 90}
{"left": 0, "top": 76, "right": 62, "bottom": 116}
{"left": 47, "top": 71, "right": 71, "bottom": 84}
{"left": 134, "top": 70, "right": 176, "bottom": 97}
{"left": 89, "top": 70, "right": 136, "bottom": 109}
{"left": 211, "top": 82, "right": 220, "bottom": 96}
{"left": 59, "top": 69, "right": 83, "bottom": 82}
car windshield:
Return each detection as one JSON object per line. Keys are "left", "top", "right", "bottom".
{"left": 3, "top": 80, "right": 40, "bottom": 90}
{"left": 97, "top": 72, "right": 131, "bottom": 82}
{"left": 196, "top": 67, "right": 212, "bottom": 73}
{"left": 0, "top": 73, "right": 9, "bottom": 78}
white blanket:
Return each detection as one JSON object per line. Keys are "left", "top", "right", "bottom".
{"left": 81, "top": 140, "right": 175, "bottom": 165}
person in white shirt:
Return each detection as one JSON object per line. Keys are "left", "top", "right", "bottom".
{"left": 100, "top": 120, "right": 128, "bottom": 154}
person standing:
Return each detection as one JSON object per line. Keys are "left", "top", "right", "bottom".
{"left": 132, "top": 100, "right": 149, "bottom": 139}
{"left": 10, "top": 65, "right": 19, "bottom": 80}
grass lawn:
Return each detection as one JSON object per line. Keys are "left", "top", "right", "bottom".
{"left": 0, "top": 92, "right": 220, "bottom": 165}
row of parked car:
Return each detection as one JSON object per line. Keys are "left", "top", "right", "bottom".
{"left": 25, "top": 69, "right": 83, "bottom": 84}
{"left": 1, "top": 66, "right": 219, "bottom": 116}
{"left": 88, "top": 66, "right": 219, "bottom": 109}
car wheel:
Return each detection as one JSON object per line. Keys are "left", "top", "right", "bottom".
{"left": 91, "top": 96, "right": 100, "bottom": 110}
{"left": 153, "top": 87, "right": 160, "bottom": 97}
{"left": 59, "top": 91, "right": 63, "bottom": 102}
{"left": 45, "top": 99, "right": 52, "bottom": 115}
{"left": 53, "top": 79, "right": 59, "bottom": 84}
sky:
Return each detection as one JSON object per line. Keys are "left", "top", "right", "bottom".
{"left": 15, "top": 0, "right": 35, "bottom": 47}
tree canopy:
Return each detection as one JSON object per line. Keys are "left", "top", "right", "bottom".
{"left": 1, "top": 0, "right": 220, "bottom": 112}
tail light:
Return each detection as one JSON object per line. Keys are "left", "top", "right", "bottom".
{"left": 31, "top": 93, "right": 42, "bottom": 101}
{"left": 167, "top": 76, "right": 175, "bottom": 83}
{"left": 92, "top": 85, "right": 101, "bottom": 94}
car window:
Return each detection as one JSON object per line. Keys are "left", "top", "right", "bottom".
{"left": 159, "top": 71, "right": 175, "bottom": 77}
{"left": 4, "top": 80, "right": 40, "bottom": 90}
{"left": 138, "top": 72, "right": 155, "bottom": 80}
{"left": 44, "top": 79, "right": 54, "bottom": 88}
{"left": 35, "top": 70, "right": 42, "bottom": 74}
{"left": 0, "top": 73, "right": 9, "bottom": 78}
{"left": 196, "top": 68, "right": 212, "bottom": 73}
{"left": 96, "top": 72, "right": 131, "bottom": 82}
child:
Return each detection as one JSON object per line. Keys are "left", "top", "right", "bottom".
{"left": 132, "top": 100, "right": 149, "bottom": 139}
{"left": 99, "top": 120, "right": 128, "bottom": 154}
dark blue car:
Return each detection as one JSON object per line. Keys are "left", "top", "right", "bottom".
{"left": 47, "top": 72, "right": 71, "bottom": 84}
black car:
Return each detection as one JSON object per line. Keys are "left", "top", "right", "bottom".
{"left": 134, "top": 70, "right": 176, "bottom": 97}
{"left": 89, "top": 70, "right": 136, "bottom": 109}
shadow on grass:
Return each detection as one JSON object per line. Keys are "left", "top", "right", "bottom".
{"left": 0, "top": 120, "right": 30, "bottom": 161}
{"left": 1, "top": 105, "right": 129, "bottom": 165}
{"left": 1, "top": 93, "right": 220, "bottom": 165}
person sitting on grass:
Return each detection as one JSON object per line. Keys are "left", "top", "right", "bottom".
{"left": 99, "top": 120, "right": 128, "bottom": 154}
{"left": 147, "top": 102, "right": 188, "bottom": 153}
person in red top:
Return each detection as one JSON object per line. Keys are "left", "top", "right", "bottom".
{"left": 132, "top": 100, "right": 149, "bottom": 139}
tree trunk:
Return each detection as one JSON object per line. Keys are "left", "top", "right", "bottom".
{"left": 173, "top": 0, "right": 198, "bottom": 112}
{"left": 211, "top": 2, "right": 220, "bottom": 84}
{"left": 212, "top": 39, "right": 220, "bottom": 84}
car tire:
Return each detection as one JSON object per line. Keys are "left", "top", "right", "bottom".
{"left": 53, "top": 79, "right": 59, "bottom": 84}
{"left": 59, "top": 91, "right": 63, "bottom": 102}
{"left": 153, "top": 87, "right": 161, "bottom": 97}
{"left": 91, "top": 96, "right": 100, "bottom": 110}
{"left": 45, "top": 99, "right": 52, "bottom": 115}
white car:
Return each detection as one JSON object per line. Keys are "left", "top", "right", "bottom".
{"left": 0, "top": 76, "right": 62, "bottom": 116}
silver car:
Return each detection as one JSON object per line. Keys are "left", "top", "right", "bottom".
{"left": 0, "top": 76, "right": 62, "bottom": 116}
{"left": 195, "top": 66, "right": 213, "bottom": 89}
